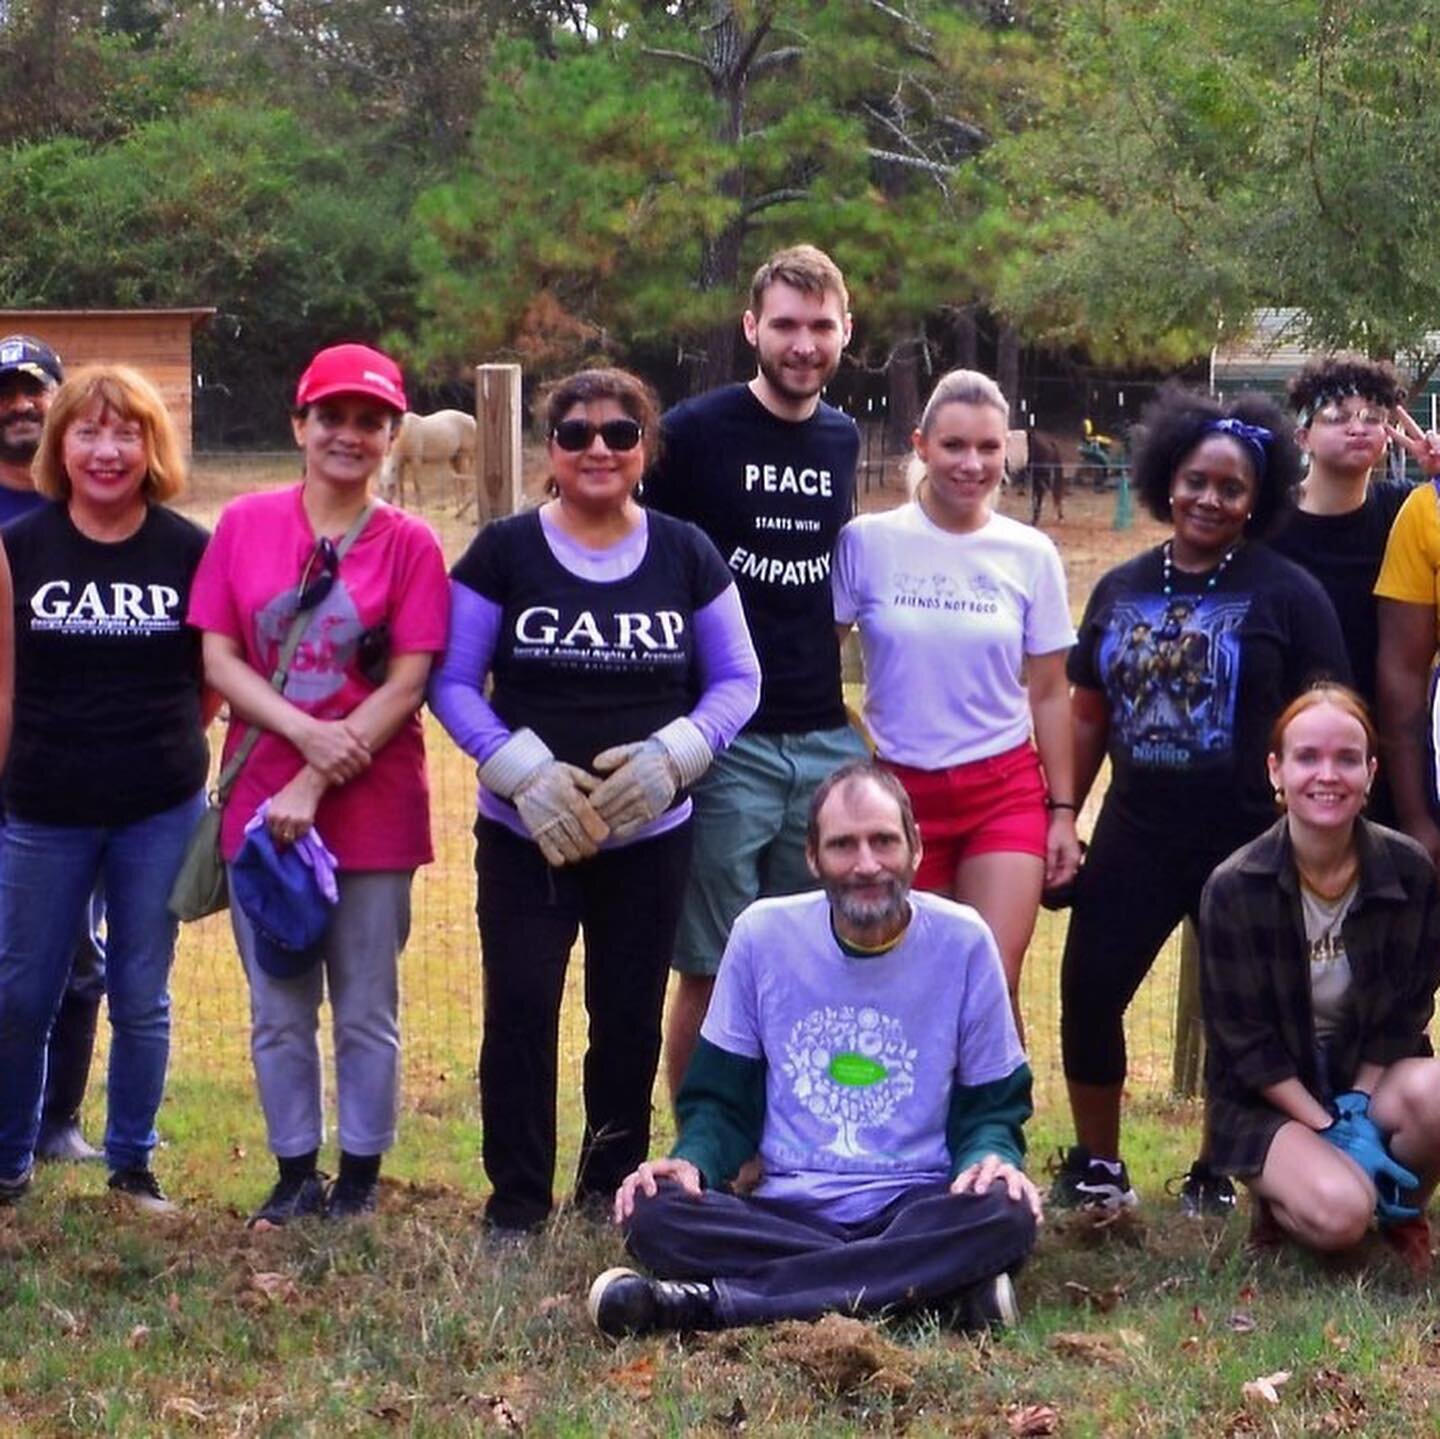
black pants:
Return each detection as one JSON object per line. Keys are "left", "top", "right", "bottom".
{"left": 43, "top": 914, "right": 106, "bottom": 1128}
{"left": 625, "top": 1180, "right": 1036, "bottom": 1327}
{"left": 475, "top": 820, "right": 692, "bottom": 1230}
{"left": 1060, "top": 804, "right": 1252, "bottom": 1087}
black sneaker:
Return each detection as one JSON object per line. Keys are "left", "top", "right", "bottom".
{"left": 1169, "top": 1161, "right": 1237, "bottom": 1218}
{"left": 248, "top": 1172, "right": 327, "bottom": 1229}
{"left": 325, "top": 1172, "right": 378, "bottom": 1220}
{"left": 35, "top": 1121, "right": 102, "bottom": 1164}
{"left": 953, "top": 1271, "right": 1020, "bottom": 1332}
{"left": 108, "top": 1167, "right": 177, "bottom": 1215}
{"left": 0, "top": 1167, "right": 32, "bottom": 1207}
{"left": 1048, "top": 1145, "right": 1139, "bottom": 1211}
{"left": 587, "top": 1266, "right": 720, "bottom": 1337}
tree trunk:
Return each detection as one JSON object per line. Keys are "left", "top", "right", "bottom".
{"left": 997, "top": 321, "right": 1020, "bottom": 410}
{"left": 886, "top": 334, "right": 922, "bottom": 452}
{"left": 953, "top": 305, "right": 978, "bottom": 369}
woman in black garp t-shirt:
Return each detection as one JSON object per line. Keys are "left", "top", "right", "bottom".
{"left": 0, "top": 365, "right": 208, "bottom": 1213}
{"left": 431, "top": 368, "right": 760, "bottom": 1235}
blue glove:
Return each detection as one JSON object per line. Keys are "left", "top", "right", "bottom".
{"left": 1321, "top": 1090, "right": 1421, "bottom": 1219}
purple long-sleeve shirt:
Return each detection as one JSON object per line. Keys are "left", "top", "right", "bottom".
{"left": 430, "top": 509, "right": 760, "bottom": 848}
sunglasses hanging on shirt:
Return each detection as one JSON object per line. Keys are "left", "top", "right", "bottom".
{"left": 550, "top": 418, "right": 644, "bottom": 453}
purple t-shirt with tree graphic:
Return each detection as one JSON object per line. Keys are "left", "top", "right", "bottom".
{"left": 700, "top": 889, "right": 1025, "bottom": 1222}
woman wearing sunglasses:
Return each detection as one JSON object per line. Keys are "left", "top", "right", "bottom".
{"left": 431, "top": 368, "right": 759, "bottom": 1237}
{"left": 0, "top": 365, "right": 206, "bottom": 1213}
{"left": 189, "top": 343, "right": 449, "bottom": 1226}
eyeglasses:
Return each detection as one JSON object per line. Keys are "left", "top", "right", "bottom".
{"left": 550, "top": 418, "right": 644, "bottom": 453}
{"left": 1312, "top": 403, "right": 1390, "bottom": 428}
{"left": 296, "top": 537, "right": 339, "bottom": 611}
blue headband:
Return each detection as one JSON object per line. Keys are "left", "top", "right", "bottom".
{"left": 1202, "top": 417, "right": 1272, "bottom": 479}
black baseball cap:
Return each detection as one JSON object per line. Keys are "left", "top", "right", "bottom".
{"left": 0, "top": 335, "right": 63, "bottom": 387}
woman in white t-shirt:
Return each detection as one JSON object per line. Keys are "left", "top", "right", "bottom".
{"left": 834, "top": 370, "right": 1078, "bottom": 1023}
{"left": 1199, "top": 685, "right": 1440, "bottom": 1271}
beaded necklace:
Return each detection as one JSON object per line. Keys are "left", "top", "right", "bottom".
{"left": 1161, "top": 539, "right": 1241, "bottom": 600}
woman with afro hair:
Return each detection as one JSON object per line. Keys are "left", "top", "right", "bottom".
{"left": 1049, "top": 386, "right": 1350, "bottom": 1218}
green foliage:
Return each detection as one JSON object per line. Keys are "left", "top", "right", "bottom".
{"left": 0, "top": 101, "right": 418, "bottom": 427}
{"left": 408, "top": 2, "right": 1061, "bottom": 383}
{"left": 994, "top": 1, "right": 1440, "bottom": 367}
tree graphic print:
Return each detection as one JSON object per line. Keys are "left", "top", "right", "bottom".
{"left": 782, "top": 1005, "right": 918, "bottom": 1158}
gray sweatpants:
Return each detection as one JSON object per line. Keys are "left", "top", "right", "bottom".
{"left": 230, "top": 870, "right": 413, "bottom": 1159}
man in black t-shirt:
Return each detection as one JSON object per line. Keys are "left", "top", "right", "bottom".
{"left": 0, "top": 335, "right": 105, "bottom": 1164}
{"left": 1270, "top": 354, "right": 1409, "bottom": 824}
{"left": 645, "top": 246, "right": 867, "bottom": 1097}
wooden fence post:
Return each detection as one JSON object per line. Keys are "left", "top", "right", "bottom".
{"left": 474, "top": 363, "right": 523, "bottom": 523}
{"left": 1171, "top": 918, "right": 1205, "bottom": 1097}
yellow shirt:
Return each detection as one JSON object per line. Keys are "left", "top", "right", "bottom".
{"left": 1374, "top": 483, "right": 1440, "bottom": 636}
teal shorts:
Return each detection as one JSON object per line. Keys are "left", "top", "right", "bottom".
{"left": 671, "top": 724, "right": 869, "bottom": 976}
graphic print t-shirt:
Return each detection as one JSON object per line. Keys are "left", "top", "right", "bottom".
{"left": 833, "top": 502, "right": 1075, "bottom": 768}
{"left": 1069, "top": 544, "right": 1349, "bottom": 836}
{"left": 701, "top": 889, "right": 1026, "bottom": 1223}
{"left": 645, "top": 384, "right": 858, "bottom": 734}
{"left": 5, "top": 502, "right": 209, "bottom": 825}
{"left": 450, "top": 507, "right": 733, "bottom": 776}
{"left": 187, "top": 486, "right": 450, "bottom": 868}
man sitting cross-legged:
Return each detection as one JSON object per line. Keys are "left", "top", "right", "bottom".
{"left": 588, "top": 759, "right": 1040, "bottom": 1337}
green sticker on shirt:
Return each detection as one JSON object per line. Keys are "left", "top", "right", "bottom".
{"left": 827, "top": 1052, "right": 887, "bottom": 1087}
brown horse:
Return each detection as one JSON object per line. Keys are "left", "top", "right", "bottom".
{"left": 1006, "top": 429, "right": 1065, "bottom": 524}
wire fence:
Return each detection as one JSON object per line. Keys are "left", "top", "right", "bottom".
{"left": 83, "top": 452, "right": 1192, "bottom": 1129}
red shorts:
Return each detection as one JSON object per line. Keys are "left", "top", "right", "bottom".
{"left": 883, "top": 743, "right": 1048, "bottom": 892}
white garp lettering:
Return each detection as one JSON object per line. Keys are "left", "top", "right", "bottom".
{"left": 515, "top": 606, "right": 559, "bottom": 644}
{"left": 69, "top": 582, "right": 108, "bottom": 621}
{"left": 31, "top": 580, "right": 70, "bottom": 619}
{"left": 559, "top": 611, "right": 607, "bottom": 648}
{"left": 146, "top": 584, "right": 179, "bottom": 617}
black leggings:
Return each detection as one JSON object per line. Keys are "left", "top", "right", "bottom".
{"left": 475, "top": 819, "right": 692, "bottom": 1230}
{"left": 1060, "top": 804, "right": 1250, "bottom": 1087}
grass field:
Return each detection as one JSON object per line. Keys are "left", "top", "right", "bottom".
{"left": 8, "top": 461, "right": 1432, "bottom": 1436}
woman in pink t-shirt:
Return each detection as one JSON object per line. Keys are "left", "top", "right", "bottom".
{"left": 188, "top": 344, "right": 450, "bottom": 1228}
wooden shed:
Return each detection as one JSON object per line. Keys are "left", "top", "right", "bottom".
{"left": 0, "top": 308, "right": 215, "bottom": 452}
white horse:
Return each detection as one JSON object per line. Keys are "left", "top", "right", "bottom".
{"left": 380, "top": 409, "right": 477, "bottom": 511}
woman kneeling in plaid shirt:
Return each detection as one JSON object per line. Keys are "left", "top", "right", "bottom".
{"left": 1200, "top": 683, "right": 1440, "bottom": 1270}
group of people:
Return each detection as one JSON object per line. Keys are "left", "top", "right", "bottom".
{"left": 2, "top": 241, "right": 1440, "bottom": 1342}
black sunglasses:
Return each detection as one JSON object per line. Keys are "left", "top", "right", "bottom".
{"left": 296, "top": 537, "right": 339, "bottom": 612}
{"left": 550, "top": 418, "right": 644, "bottom": 453}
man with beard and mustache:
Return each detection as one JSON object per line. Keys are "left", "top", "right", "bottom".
{"left": 0, "top": 335, "right": 106, "bottom": 1163}
{"left": 645, "top": 246, "right": 869, "bottom": 1102}
{"left": 588, "top": 761, "right": 1039, "bottom": 1337}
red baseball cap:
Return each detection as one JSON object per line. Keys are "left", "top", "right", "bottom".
{"left": 294, "top": 343, "right": 407, "bottom": 413}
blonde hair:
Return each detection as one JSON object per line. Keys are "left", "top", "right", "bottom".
{"left": 905, "top": 368, "right": 1010, "bottom": 495}
{"left": 33, "top": 365, "right": 186, "bottom": 505}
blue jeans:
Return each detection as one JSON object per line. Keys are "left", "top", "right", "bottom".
{"left": 0, "top": 792, "right": 203, "bottom": 1179}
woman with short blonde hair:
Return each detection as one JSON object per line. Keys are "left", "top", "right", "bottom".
{"left": 0, "top": 363, "right": 208, "bottom": 1212}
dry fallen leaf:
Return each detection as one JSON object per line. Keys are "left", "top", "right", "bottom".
{"left": 1047, "top": 1331, "right": 1129, "bottom": 1368}
{"left": 127, "top": 1324, "right": 150, "bottom": 1350}
{"left": 42, "top": 1301, "right": 81, "bottom": 1336}
{"left": 166, "top": 1291, "right": 181, "bottom": 1314}
{"left": 1064, "top": 1280, "right": 1125, "bottom": 1313}
{"left": 160, "top": 1396, "right": 209, "bottom": 1421}
{"left": 248, "top": 1271, "right": 299, "bottom": 1304}
{"left": 230, "top": 1144, "right": 246, "bottom": 1161}
{"left": 468, "top": 1392, "right": 525, "bottom": 1432}
{"left": 711, "top": 1396, "right": 747, "bottom": 1430}
{"left": 608, "top": 1355, "right": 657, "bottom": 1400}
{"left": 1225, "top": 1311, "right": 1258, "bottom": 1334}
{"left": 1241, "top": 1369, "right": 1292, "bottom": 1407}
{"left": 1322, "top": 1319, "right": 1352, "bottom": 1352}
{"left": 1007, "top": 1401, "right": 1061, "bottom": 1435}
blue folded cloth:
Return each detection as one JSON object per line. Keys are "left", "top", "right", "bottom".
{"left": 231, "top": 812, "right": 339, "bottom": 980}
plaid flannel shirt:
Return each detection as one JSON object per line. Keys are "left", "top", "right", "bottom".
{"left": 1198, "top": 817, "right": 1440, "bottom": 1177}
